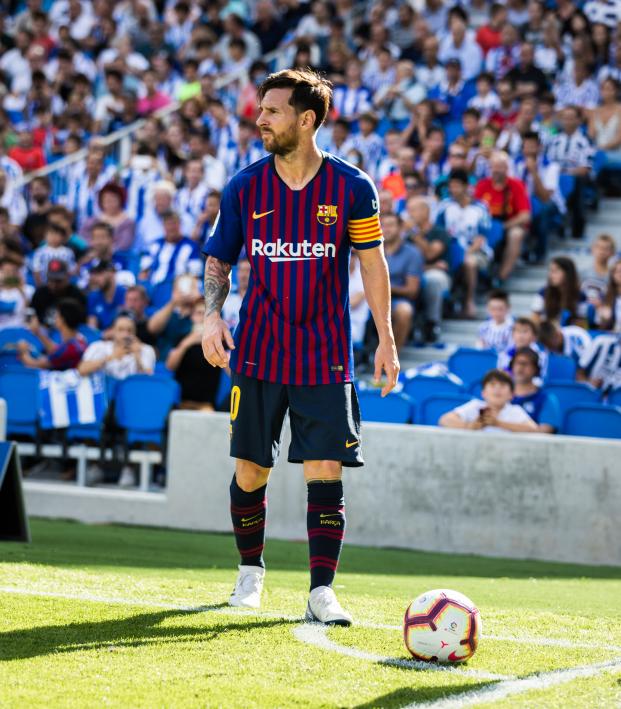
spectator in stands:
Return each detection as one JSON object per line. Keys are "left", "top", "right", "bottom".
{"left": 192, "top": 191, "right": 220, "bottom": 246}
{"left": 403, "top": 196, "right": 451, "bottom": 342}
{"left": 81, "top": 182, "right": 135, "bottom": 251}
{"left": 477, "top": 289, "right": 514, "bottom": 351}
{"left": 531, "top": 256, "right": 587, "bottom": 326}
{"left": 0, "top": 259, "right": 30, "bottom": 328}
{"left": 498, "top": 316, "right": 546, "bottom": 372}
{"left": 474, "top": 150, "right": 530, "bottom": 284}
{"left": 221, "top": 257, "right": 250, "bottom": 333}
{"left": 0, "top": 169, "right": 27, "bottom": 229}
{"left": 429, "top": 58, "right": 476, "bottom": 125}
{"left": 87, "top": 260, "right": 126, "bottom": 333}
{"left": 175, "top": 159, "right": 210, "bottom": 224}
{"left": 485, "top": 24, "right": 520, "bottom": 79}
{"left": 510, "top": 346, "right": 560, "bottom": 434}
{"left": 514, "top": 131, "right": 563, "bottom": 263}
{"left": 166, "top": 298, "right": 221, "bottom": 410}
{"left": 588, "top": 77, "right": 621, "bottom": 164}
{"left": 489, "top": 78, "right": 518, "bottom": 130}
{"left": 139, "top": 211, "right": 202, "bottom": 287}
{"left": 31, "top": 259, "right": 87, "bottom": 330}
{"left": 470, "top": 123, "right": 499, "bottom": 179}
{"left": 381, "top": 212, "right": 423, "bottom": 352}
{"left": 137, "top": 68, "right": 172, "bottom": 116}
{"left": 22, "top": 176, "right": 53, "bottom": 249}
{"left": 416, "top": 36, "right": 446, "bottom": 92}
{"left": 67, "top": 148, "right": 116, "bottom": 229}
{"left": 78, "top": 222, "right": 134, "bottom": 290}
{"left": 468, "top": 73, "right": 500, "bottom": 122}
{"left": 578, "top": 331, "right": 621, "bottom": 390}
{"left": 554, "top": 61, "right": 600, "bottom": 111}
{"left": 415, "top": 126, "right": 446, "bottom": 186}
{"left": 8, "top": 127, "right": 46, "bottom": 172}
{"left": 581, "top": 233, "right": 617, "bottom": 305}
{"left": 538, "top": 320, "right": 592, "bottom": 364}
{"left": 17, "top": 298, "right": 86, "bottom": 370}
{"left": 505, "top": 41, "right": 549, "bottom": 96}
{"left": 436, "top": 168, "right": 492, "bottom": 318}
{"left": 596, "top": 259, "right": 621, "bottom": 331}
{"left": 78, "top": 311, "right": 155, "bottom": 379}
{"left": 434, "top": 141, "right": 475, "bottom": 199}
{"left": 439, "top": 7, "right": 483, "bottom": 81}
{"left": 32, "top": 223, "right": 76, "bottom": 287}
{"left": 135, "top": 181, "right": 193, "bottom": 252}
{"left": 373, "top": 60, "right": 426, "bottom": 131}
{"left": 546, "top": 106, "right": 594, "bottom": 240}
{"left": 475, "top": 3, "right": 507, "bottom": 57}
{"left": 439, "top": 368, "right": 537, "bottom": 432}
{"left": 124, "top": 285, "right": 155, "bottom": 346}
{"left": 147, "top": 273, "right": 198, "bottom": 360}
{"left": 332, "top": 57, "right": 372, "bottom": 122}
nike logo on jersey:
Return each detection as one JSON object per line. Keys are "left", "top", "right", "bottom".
{"left": 345, "top": 439, "right": 358, "bottom": 448}
{"left": 252, "top": 209, "right": 275, "bottom": 220}
{"left": 319, "top": 513, "right": 342, "bottom": 519}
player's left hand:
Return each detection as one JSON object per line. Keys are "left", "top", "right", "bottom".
{"left": 374, "top": 338, "right": 400, "bottom": 397}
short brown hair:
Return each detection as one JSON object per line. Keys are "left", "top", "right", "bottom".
{"left": 482, "top": 368, "right": 514, "bottom": 391}
{"left": 257, "top": 69, "right": 332, "bottom": 130}
{"left": 513, "top": 317, "right": 539, "bottom": 336}
{"left": 595, "top": 233, "right": 616, "bottom": 250}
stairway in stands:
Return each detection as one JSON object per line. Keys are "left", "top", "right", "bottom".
{"left": 398, "top": 197, "right": 621, "bottom": 372}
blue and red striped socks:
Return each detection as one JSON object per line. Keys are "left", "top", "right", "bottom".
{"left": 230, "top": 477, "right": 267, "bottom": 568}
{"left": 307, "top": 480, "right": 345, "bottom": 590}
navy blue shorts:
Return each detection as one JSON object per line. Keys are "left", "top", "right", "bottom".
{"left": 229, "top": 372, "right": 363, "bottom": 469}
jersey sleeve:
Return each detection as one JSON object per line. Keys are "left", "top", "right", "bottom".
{"left": 348, "top": 173, "right": 383, "bottom": 251}
{"left": 202, "top": 177, "right": 245, "bottom": 265}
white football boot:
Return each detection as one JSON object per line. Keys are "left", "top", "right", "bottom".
{"left": 229, "top": 565, "right": 265, "bottom": 609}
{"left": 305, "top": 585, "right": 352, "bottom": 626}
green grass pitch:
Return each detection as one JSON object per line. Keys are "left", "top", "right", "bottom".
{"left": 1, "top": 519, "right": 620, "bottom": 708}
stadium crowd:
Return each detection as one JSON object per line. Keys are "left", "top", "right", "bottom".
{"left": 0, "top": 0, "right": 620, "bottom": 485}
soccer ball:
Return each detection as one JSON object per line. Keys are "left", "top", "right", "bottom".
{"left": 403, "top": 589, "right": 481, "bottom": 663}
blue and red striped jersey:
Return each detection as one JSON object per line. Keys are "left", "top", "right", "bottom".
{"left": 203, "top": 152, "right": 383, "bottom": 385}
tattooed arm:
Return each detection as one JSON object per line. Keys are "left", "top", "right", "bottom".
{"left": 202, "top": 256, "right": 236, "bottom": 368}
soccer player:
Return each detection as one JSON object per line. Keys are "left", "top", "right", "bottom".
{"left": 201, "top": 69, "right": 399, "bottom": 626}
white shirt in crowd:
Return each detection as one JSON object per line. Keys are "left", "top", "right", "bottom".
{"left": 451, "top": 398, "right": 535, "bottom": 433}
{"left": 349, "top": 259, "right": 369, "bottom": 345}
{"left": 81, "top": 340, "right": 156, "bottom": 380}
{"left": 0, "top": 286, "right": 31, "bottom": 328}
{"left": 477, "top": 316, "right": 515, "bottom": 352}
{"left": 579, "top": 334, "right": 621, "bottom": 389}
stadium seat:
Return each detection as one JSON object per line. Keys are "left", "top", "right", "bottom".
{"left": 0, "top": 366, "right": 41, "bottom": 440}
{"left": 78, "top": 324, "right": 102, "bottom": 344}
{"left": 448, "top": 348, "right": 497, "bottom": 387}
{"left": 488, "top": 220, "right": 504, "bottom": 249}
{"left": 419, "top": 394, "right": 472, "bottom": 426}
{"left": 544, "top": 381, "right": 600, "bottom": 418}
{"left": 0, "top": 327, "right": 43, "bottom": 365}
{"left": 403, "top": 376, "right": 464, "bottom": 407}
{"left": 154, "top": 361, "right": 174, "bottom": 378}
{"left": 468, "top": 380, "right": 483, "bottom": 398}
{"left": 606, "top": 388, "right": 621, "bottom": 407}
{"left": 544, "top": 353, "right": 576, "bottom": 383}
{"left": 562, "top": 404, "right": 621, "bottom": 439}
{"left": 357, "top": 390, "right": 414, "bottom": 424}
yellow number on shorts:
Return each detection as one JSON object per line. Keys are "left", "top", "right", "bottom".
{"left": 230, "top": 385, "right": 241, "bottom": 421}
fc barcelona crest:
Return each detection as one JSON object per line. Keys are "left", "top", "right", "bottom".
{"left": 317, "top": 204, "right": 338, "bottom": 226}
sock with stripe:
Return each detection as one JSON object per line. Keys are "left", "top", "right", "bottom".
{"left": 230, "top": 476, "right": 267, "bottom": 568}
{"left": 307, "top": 480, "right": 345, "bottom": 591}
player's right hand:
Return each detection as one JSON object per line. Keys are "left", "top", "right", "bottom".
{"left": 202, "top": 314, "right": 235, "bottom": 368}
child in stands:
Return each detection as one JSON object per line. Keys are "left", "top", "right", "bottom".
{"left": 477, "top": 289, "right": 514, "bottom": 351}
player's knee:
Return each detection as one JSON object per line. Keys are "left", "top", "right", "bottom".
{"left": 304, "top": 460, "right": 342, "bottom": 481}
{"left": 235, "top": 459, "right": 270, "bottom": 491}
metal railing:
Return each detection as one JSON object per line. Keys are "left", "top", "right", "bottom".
{"left": 19, "top": 48, "right": 287, "bottom": 200}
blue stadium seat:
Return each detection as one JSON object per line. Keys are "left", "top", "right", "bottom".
{"left": 488, "top": 220, "right": 504, "bottom": 249}
{"left": 606, "top": 388, "right": 621, "bottom": 407}
{"left": 154, "top": 361, "right": 174, "bottom": 378}
{"left": 448, "top": 348, "right": 497, "bottom": 387}
{"left": 357, "top": 390, "right": 414, "bottom": 424}
{"left": 419, "top": 394, "right": 472, "bottom": 426}
{"left": 0, "top": 328, "right": 44, "bottom": 366}
{"left": 545, "top": 353, "right": 576, "bottom": 383}
{"left": 403, "top": 376, "right": 464, "bottom": 408}
{"left": 559, "top": 174, "right": 576, "bottom": 200}
{"left": 468, "top": 380, "right": 483, "bottom": 398}
{"left": 543, "top": 381, "right": 600, "bottom": 418}
{"left": 114, "top": 374, "right": 181, "bottom": 446}
{"left": 0, "top": 366, "right": 40, "bottom": 439}
{"left": 562, "top": 404, "right": 621, "bottom": 439}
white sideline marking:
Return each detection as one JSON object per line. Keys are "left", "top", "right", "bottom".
{"left": 292, "top": 624, "right": 513, "bottom": 681}
{"left": 405, "top": 658, "right": 621, "bottom": 708}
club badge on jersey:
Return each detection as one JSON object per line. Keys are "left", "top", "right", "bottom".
{"left": 317, "top": 204, "right": 338, "bottom": 226}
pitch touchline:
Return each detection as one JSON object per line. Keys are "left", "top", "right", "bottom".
{"left": 1, "top": 586, "right": 620, "bottom": 653}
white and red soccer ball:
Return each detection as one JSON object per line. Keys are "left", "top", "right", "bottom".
{"left": 403, "top": 589, "right": 481, "bottom": 663}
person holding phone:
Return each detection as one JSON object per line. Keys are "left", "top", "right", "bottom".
{"left": 78, "top": 312, "right": 155, "bottom": 380}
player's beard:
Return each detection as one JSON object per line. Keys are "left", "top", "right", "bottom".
{"left": 261, "top": 124, "right": 300, "bottom": 156}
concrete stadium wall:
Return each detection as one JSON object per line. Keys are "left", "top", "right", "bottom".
{"left": 24, "top": 410, "right": 621, "bottom": 567}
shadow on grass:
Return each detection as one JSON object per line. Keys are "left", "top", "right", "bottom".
{"left": 1, "top": 519, "right": 620, "bottom": 581}
{"left": 0, "top": 606, "right": 297, "bottom": 662}
{"left": 352, "top": 682, "right": 497, "bottom": 708}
